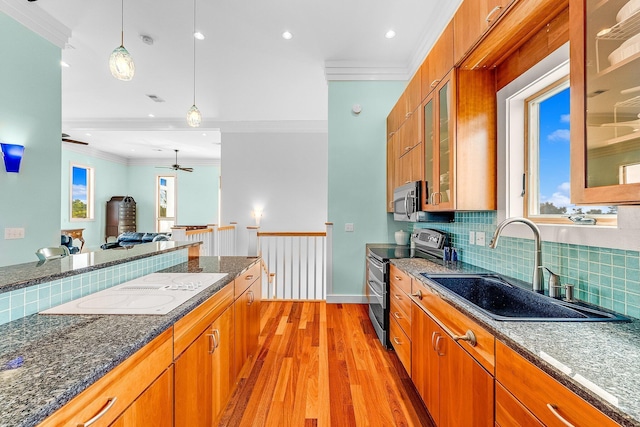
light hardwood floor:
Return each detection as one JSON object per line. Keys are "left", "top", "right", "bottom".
{"left": 219, "top": 301, "right": 434, "bottom": 427}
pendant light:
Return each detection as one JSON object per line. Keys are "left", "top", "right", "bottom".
{"left": 187, "top": 0, "right": 202, "bottom": 127}
{"left": 109, "top": 0, "right": 135, "bottom": 81}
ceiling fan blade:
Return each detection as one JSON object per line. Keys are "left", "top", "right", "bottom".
{"left": 179, "top": 167, "right": 194, "bottom": 172}
{"left": 61, "top": 133, "right": 89, "bottom": 145}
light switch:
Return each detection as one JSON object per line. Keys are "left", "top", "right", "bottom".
{"left": 475, "top": 231, "right": 485, "bottom": 246}
{"left": 4, "top": 228, "right": 25, "bottom": 239}
{"left": 469, "top": 231, "right": 475, "bottom": 245}
{"left": 345, "top": 223, "right": 354, "bottom": 232}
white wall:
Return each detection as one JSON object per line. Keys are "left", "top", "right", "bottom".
{"left": 221, "top": 132, "right": 328, "bottom": 255}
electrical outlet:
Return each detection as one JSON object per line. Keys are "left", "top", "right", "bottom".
{"left": 345, "top": 223, "right": 354, "bottom": 232}
{"left": 475, "top": 231, "right": 486, "bottom": 246}
{"left": 469, "top": 231, "right": 475, "bottom": 245}
{"left": 4, "top": 228, "right": 25, "bottom": 239}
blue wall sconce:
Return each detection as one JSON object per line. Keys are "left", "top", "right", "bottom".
{"left": 1, "top": 143, "right": 25, "bottom": 173}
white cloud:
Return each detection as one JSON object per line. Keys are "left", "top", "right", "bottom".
{"left": 548, "top": 129, "right": 570, "bottom": 142}
{"left": 560, "top": 114, "right": 570, "bottom": 123}
{"left": 72, "top": 184, "right": 87, "bottom": 200}
{"left": 540, "top": 182, "right": 571, "bottom": 207}
{"left": 558, "top": 181, "right": 570, "bottom": 192}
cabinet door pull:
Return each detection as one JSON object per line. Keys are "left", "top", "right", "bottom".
{"left": 245, "top": 275, "right": 254, "bottom": 280}
{"left": 78, "top": 397, "right": 118, "bottom": 427}
{"left": 452, "top": 330, "right": 477, "bottom": 347}
{"left": 394, "top": 275, "right": 402, "bottom": 281}
{"left": 430, "top": 79, "right": 441, "bottom": 88}
{"left": 393, "top": 312, "right": 402, "bottom": 320}
{"left": 393, "top": 293, "right": 402, "bottom": 300}
{"left": 546, "top": 404, "right": 575, "bottom": 427}
{"left": 213, "top": 329, "right": 220, "bottom": 350}
{"left": 485, "top": 5, "right": 503, "bottom": 23}
{"left": 411, "top": 290, "right": 423, "bottom": 300}
{"left": 435, "top": 335, "right": 445, "bottom": 356}
{"left": 405, "top": 146, "right": 411, "bottom": 151}
{"left": 405, "top": 112, "right": 411, "bottom": 118}
{"left": 247, "top": 290, "right": 254, "bottom": 305}
{"left": 207, "top": 332, "right": 216, "bottom": 354}
{"left": 393, "top": 337, "right": 402, "bottom": 345}
{"left": 431, "top": 331, "right": 439, "bottom": 351}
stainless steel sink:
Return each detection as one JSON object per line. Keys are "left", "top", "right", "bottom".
{"left": 420, "top": 273, "right": 629, "bottom": 322}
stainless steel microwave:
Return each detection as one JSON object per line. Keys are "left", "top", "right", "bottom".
{"left": 393, "top": 181, "right": 454, "bottom": 223}
{"left": 393, "top": 181, "right": 421, "bottom": 222}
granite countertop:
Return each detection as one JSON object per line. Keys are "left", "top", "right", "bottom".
{"left": 0, "top": 256, "right": 259, "bottom": 427}
{"left": 0, "top": 241, "right": 199, "bottom": 294}
{"left": 392, "top": 257, "right": 640, "bottom": 427}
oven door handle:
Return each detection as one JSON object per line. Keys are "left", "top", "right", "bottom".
{"left": 367, "top": 280, "right": 383, "bottom": 299}
{"left": 368, "top": 256, "right": 384, "bottom": 270}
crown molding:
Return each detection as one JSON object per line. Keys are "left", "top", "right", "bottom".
{"left": 0, "top": 0, "right": 71, "bottom": 48}
{"left": 63, "top": 119, "right": 328, "bottom": 134}
{"left": 62, "top": 142, "right": 220, "bottom": 167}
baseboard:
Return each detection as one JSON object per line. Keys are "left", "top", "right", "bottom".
{"left": 326, "top": 294, "right": 367, "bottom": 304}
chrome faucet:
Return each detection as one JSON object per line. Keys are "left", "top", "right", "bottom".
{"left": 488, "top": 217, "right": 545, "bottom": 293}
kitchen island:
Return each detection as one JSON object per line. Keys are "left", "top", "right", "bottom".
{"left": 0, "top": 256, "right": 259, "bottom": 427}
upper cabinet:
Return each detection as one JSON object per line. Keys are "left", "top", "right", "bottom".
{"left": 454, "top": 0, "right": 510, "bottom": 65}
{"left": 570, "top": 0, "right": 640, "bottom": 204}
{"left": 422, "top": 22, "right": 455, "bottom": 101}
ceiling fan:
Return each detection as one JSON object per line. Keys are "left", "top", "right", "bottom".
{"left": 61, "top": 133, "right": 88, "bottom": 145}
{"left": 157, "top": 149, "right": 194, "bottom": 172}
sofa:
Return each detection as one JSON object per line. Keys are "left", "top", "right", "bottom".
{"left": 100, "top": 232, "right": 171, "bottom": 250}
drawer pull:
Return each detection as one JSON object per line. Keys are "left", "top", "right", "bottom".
{"left": 245, "top": 275, "right": 254, "bottom": 280}
{"left": 393, "top": 337, "right": 403, "bottom": 345}
{"left": 452, "top": 330, "right": 477, "bottom": 347}
{"left": 485, "top": 5, "right": 503, "bottom": 23}
{"left": 546, "top": 404, "right": 575, "bottom": 427}
{"left": 430, "top": 79, "right": 441, "bottom": 88}
{"left": 394, "top": 275, "right": 402, "bottom": 281}
{"left": 393, "top": 293, "right": 402, "bottom": 300}
{"left": 78, "top": 397, "right": 117, "bottom": 427}
{"left": 411, "top": 290, "right": 423, "bottom": 300}
{"left": 393, "top": 312, "right": 402, "bottom": 319}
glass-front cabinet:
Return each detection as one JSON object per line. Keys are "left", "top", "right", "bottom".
{"left": 423, "top": 71, "right": 455, "bottom": 211}
{"left": 571, "top": 0, "right": 640, "bottom": 204}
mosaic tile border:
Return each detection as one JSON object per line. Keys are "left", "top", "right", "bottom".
{"left": 0, "top": 249, "right": 188, "bottom": 325}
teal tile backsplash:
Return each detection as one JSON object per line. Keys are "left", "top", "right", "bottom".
{"left": 0, "top": 249, "right": 188, "bottom": 326}
{"left": 412, "top": 211, "right": 640, "bottom": 319}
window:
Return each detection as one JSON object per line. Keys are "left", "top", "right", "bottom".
{"left": 70, "top": 164, "right": 94, "bottom": 220}
{"left": 156, "top": 175, "right": 176, "bottom": 232}
{"left": 524, "top": 77, "right": 616, "bottom": 224}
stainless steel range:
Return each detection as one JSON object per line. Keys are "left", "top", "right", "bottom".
{"left": 366, "top": 229, "right": 448, "bottom": 348}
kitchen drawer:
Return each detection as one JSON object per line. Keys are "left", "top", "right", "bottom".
{"left": 496, "top": 341, "right": 619, "bottom": 427}
{"left": 37, "top": 328, "right": 172, "bottom": 427}
{"left": 390, "top": 264, "right": 412, "bottom": 295}
{"left": 390, "top": 281, "right": 411, "bottom": 339}
{"left": 390, "top": 316, "right": 411, "bottom": 375}
{"left": 411, "top": 278, "right": 495, "bottom": 373}
{"left": 174, "top": 284, "right": 234, "bottom": 356}
{"left": 496, "top": 382, "right": 543, "bottom": 427}
{"left": 235, "top": 262, "right": 260, "bottom": 298}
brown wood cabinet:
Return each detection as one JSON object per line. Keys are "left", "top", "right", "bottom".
{"left": 496, "top": 341, "right": 619, "bottom": 427}
{"left": 389, "top": 265, "right": 413, "bottom": 375}
{"left": 175, "top": 305, "right": 234, "bottom": 426}
{"left": 495, "top": 382, "right": 544, "bottom": 427}
{"left": 105, "top": 196, "right": 136, "bottom": 239}
{"left": 37, "top": 329, "right": 173, "bottom": 427}
{"left": 570, "top": 0, "right": 640, "bottom": 205}
{"left": 422, "top": 68, "right": 497, "bottom": 212}
{"left": 422, "top": 22, "right": 454, "bottom": 101}
{"left": 234, "top": 273, "right": 262, "bottom": 381}
{"left": 454, "top": 0, "right": 509, "bottom": 65}
{"left": 387, "top": 134, "right": 397, "bottom": 212}
{"left": 111, "top": 367, "right": 174, "bottom": 427}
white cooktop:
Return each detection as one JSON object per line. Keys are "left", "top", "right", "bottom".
{"left": 40, "top": 272, "right": 228, "bottom": 315}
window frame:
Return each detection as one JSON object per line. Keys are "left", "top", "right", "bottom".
{"left": 69, "top": 163, "right": 95, "bottom": 221}
{"left": 156, "top": 174, "right": 177, "bottom": 233}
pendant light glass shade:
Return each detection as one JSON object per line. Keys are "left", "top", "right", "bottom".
{"left": 109, "top": 45, "right": 135, "bottom": 81}
{"left": 110, "top": 0, "right": 134, "bottom": 81}
{"left": 187, "top": 104, "right": 202, "bottom": 127}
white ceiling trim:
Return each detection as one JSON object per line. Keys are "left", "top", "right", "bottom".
{"left": 63, "top": 119, "right": 328, "bottom": 134}
{"left": 63, "top": 142, "right": 221, "bottom": 167}
{"left": 0, "top": 0, "right": 71, "bottom": 48}
{"left": 324, "top": 61, "right": 410, "bottom": 81}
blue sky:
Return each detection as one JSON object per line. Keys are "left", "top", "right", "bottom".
{"left": 538, "top": 86, "right": 571, "bottom": 208}
{"left": 71, "top": 166, "right": 87, "bottom": 203}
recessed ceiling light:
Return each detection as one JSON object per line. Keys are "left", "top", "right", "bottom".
{"left": 282, "top": 31, "right": 293, "bottom": 40}
{"left": 148, "top": 113, "right": 155, "bottom": 118}
{"left": 85, "top": 133, "right": 92, "bottom": 137}
{"left": 194, "top": 32, "right": 205, "bottom": 40}
{"left": 140, "top": 34, "right": 154, "bottom": 45}
{"left": 385, "top": 30, "right": 396, "bottom": 39}
{"left": 202, "top": 133, "right": 207, "bottom": 136}
{"left": 60, "top": 61, "right": 70, "bottom": 68}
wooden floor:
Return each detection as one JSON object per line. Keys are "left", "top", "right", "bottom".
{"left": 219, "top": 301, "right": 434, "bottom": 427}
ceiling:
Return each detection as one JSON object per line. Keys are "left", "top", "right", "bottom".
{"left": 12, "top": 0, "right": 461, "bottom": 161}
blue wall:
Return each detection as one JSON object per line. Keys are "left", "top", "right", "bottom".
{"left": 0, "top": 12, "right": 62, "bottom": 267}
{"left": 327, "top": 81, "right": 405, "bottom": 299}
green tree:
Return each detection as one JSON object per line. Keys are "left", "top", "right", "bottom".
{"left": 72, "top": 199, "right": 87, "bottom": 218}
{"left": 540, "top": 202, "right": 566, "bottom": 214}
